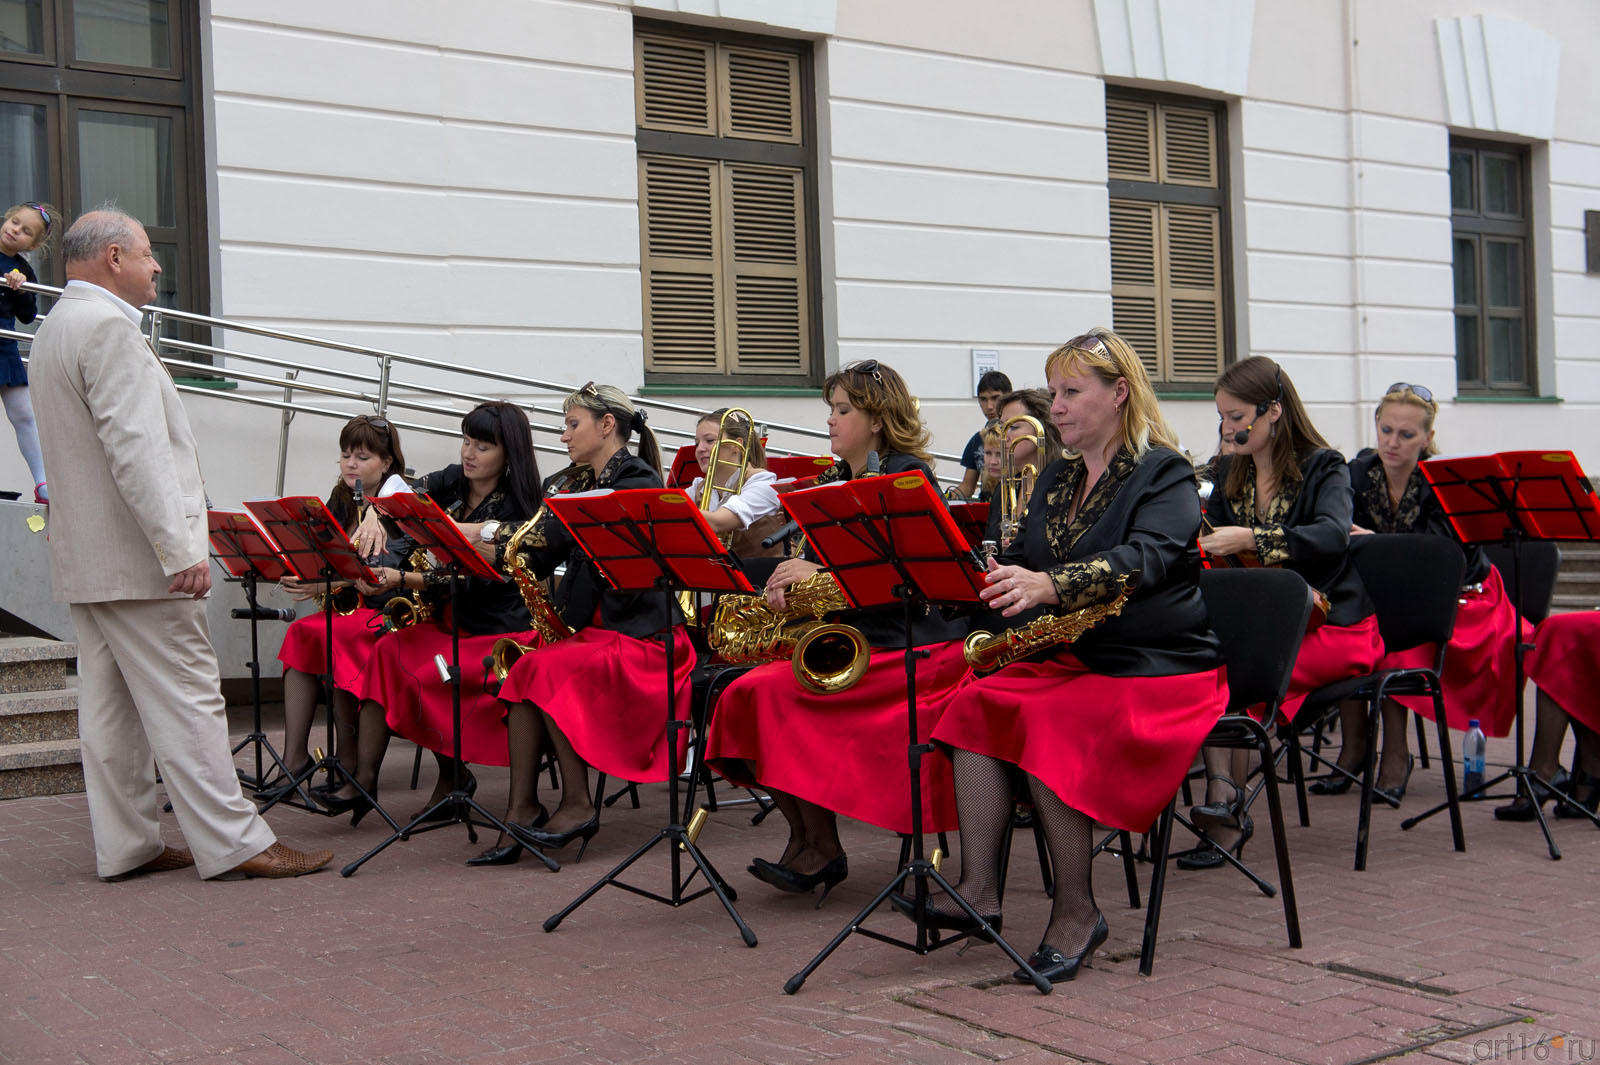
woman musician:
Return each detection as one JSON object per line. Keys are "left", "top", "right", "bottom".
{"left": 1509, "top": 611, "right": 1600, "bottom": 820}
{"left": 703, "top": 359, "right": 969, "bottom": 904}
{"left": 1191, "top": 356, "right": 1382, "bottom": 865}
{"left": 919, "top": 328, "right": 1226, "bottom": 984}
{"left": 322, "top": 402, "right": 542, "bottom": 824}
{"left": 686, "top": 407, "right": 786, "bottom": 562}
{"left": 481, "top": 383, "right": 694, "bottom": 865}
{"left": 1334, "top": 383, "right": 1521, "bottom": 807}
{"left": 984, "top": 389, "right": 1065, "bottom": 549}
{"left": 267, "top": 415, "right": 412, "bottom": 802}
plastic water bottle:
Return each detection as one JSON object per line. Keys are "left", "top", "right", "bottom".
{"left": 1462, "top": 719, "right": 1487, "bottom": 796}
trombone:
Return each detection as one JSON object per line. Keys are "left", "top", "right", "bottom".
{"left": 997, "top": 413, "right": 1045, "bottom": 548}
{"left": 681, "top": 408, "right": 759, "bottom": 625}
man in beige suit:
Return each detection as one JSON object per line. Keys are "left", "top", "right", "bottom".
{"left": 30, "top": 209, "right": 333, "bottom": 881}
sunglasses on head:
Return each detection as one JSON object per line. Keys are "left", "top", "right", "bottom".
{"left": 577, "top": 380, "right": 600, "bottom": 397}
{"left": 22, "top": 201, "right": 52, "bottom": 233}
{"left": 1064, "top": 333, "right": 1110, "bottom": 360}
{"left": 848, "top": 360, "right": 884, "bottom": 384}
{"left": 353, "top": 414, "right": 391, "bottom": 437}
{"left": 1386, "top": 382, "right": 1434, "bottom": 404}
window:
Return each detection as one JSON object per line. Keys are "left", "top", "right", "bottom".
{"left": 1451, "top": 139, "right": 1532, "bottom": 393}
{"left": 0, "top": 0, "right": 206, "bottom": 330}
{"left": 1105, "top": 91, "right": 1231, "bottom": 386}
{"left": 634, "top": 22, "right": 819, "bottom": 385}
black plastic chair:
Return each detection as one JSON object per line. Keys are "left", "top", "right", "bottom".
{"left": 1289, "top": 534, "right": 1467, "bottom": 870}
{"left": 1139, "top": 568, "right": 1312, "bottom": 975}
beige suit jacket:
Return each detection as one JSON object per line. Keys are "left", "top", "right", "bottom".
{"left": 31, "top": 285, "right": 208, "bottom": 603}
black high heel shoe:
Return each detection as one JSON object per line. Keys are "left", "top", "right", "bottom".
{"left": 521, "top": 811, "right": 601, "bottom": 862}
{"left": 749, "top": 855, "right": 848, "bottom": 907}
{"left": 1190, "top": 775, "right": 1243, "bottom": 832}
{"left": 1308, "top": 768, "right": 1359, "bottom": 796}
{"left": 1176, "top": 813, "right": 1254, "bottom": 870}
{"left": 1552, "top": 771, "right": 1600, "bottom": 820}
{"left": 320, "top": 789, "right": 377, "bottom": 827}
{"left": 888, "top": 891, "right": 1002, "bottom": 939}
{"left": 1498, "top": 768, "right": 1568, "bottom": 821}
{"left": 1373, "top": 755, "right": 1416, "bottom": 806}
{"left": 253, "top": 762, "right": 316, "bottom": 804}
{"left": 1012, "top": 912, "right": 1109, "bottom": 984}
{"left": 412, "top": 768, "right": 478, "bottom": 824}
{"left": 466, "top": 806, "right": 550, "bottom": 867}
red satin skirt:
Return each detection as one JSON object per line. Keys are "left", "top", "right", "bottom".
{"left": 360, "top": 622, "right": 540, "bottom": 767}
{"left": 1527, "top": 611, "right": 1600, "bottom": 735}
{"left": 705, "top": 641, "right": 972, "bottom": 834}
{"left": 1280, "top": 614, "right": 1385, "bottom": 721}
{"left": 276, "top": 607, "right": 382, "bottom": 693}
{"left": 1385, "top": 566, "right": 1525, "bottom": 736}
{"left": 498, "top": 626, "right": 696, "bottom": 784}
{"left": 932, "top": 655, "right": 1226, "bottom": 834}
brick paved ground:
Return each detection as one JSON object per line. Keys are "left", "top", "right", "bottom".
{"left": 3, "top": 712, "right": 1597, "bottom": 1065}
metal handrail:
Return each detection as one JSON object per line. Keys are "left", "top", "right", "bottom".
{"left": 9, "top": 281, "right": 963, "bottom": 491}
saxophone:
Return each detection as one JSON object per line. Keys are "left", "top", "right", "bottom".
{"left": 962, "top": 570, "right": 1137, "bottom": 672}
{"left": 377, "top": 546, "right": 433, "bottom": 634}
{"left": 707, "top": 572, "right": 870, "bottom": 694}
{"left": 486, "top": 467, "right": 583, "bottom": 686}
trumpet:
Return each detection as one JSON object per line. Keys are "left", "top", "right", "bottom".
{"left": 707, "top": 572, "right": 871, "bottom": 694}
{"left": 997, "top": 414, "right": 1045, "bottom": 548}
{"left": 963, "top": 570, "right": 1137, "bottom": 672}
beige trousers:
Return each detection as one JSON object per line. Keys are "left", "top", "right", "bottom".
{"left": 71, "top": 598, "right": 276, "bottom": 879}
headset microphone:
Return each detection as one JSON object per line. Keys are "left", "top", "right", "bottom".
{"left": 1231, "top": 400, "right": 1272, "bottom": 447}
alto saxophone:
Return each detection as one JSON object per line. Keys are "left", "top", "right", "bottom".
{"left": 487, "top": 472, "right": 582, "bottom": 687}
{"left": 963, "top": 571, "right": 1137, "bottom": 672}
{"left": 707, "top": 572, "right": 870, "bottom": 694}
{"left": 377, "top": 546, "right": 433, "bottom": 634}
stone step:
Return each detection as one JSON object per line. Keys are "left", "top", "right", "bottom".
{"left": 0, "top": 738, "right": 83, "bottom": 800}
{"left": 0, "top": 636, "right": 76, "bottom": 695}
{"left": 0, "top": 687, "right": 79, "bottom": 745}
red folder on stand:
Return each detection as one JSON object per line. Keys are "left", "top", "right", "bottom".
{"left": 207, "top": 510, "right": 296, "bottom": 581}
{"left": 545, "top": 488, "right": 755, "bottom": 597}
{"left": 1421, "top": 450, "right": 1600, "bottom": 544}
{"left": 242, "top": 496, "right": 376, "bottom": 584}
{"left": 367, "top": 491, "right": 503, "bottom": 581}
{"left": 947, "top": 501, "right": 992, "bottom": 551}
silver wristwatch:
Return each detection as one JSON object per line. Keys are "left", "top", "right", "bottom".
{"left": 479, "top": 520, "right": 502, "bottom": 543}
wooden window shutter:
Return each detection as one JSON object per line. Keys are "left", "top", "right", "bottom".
{"left": 1162, "top": 204, "right": 1223, "bottom": 381}
{"left": 640, "top": 155, "right": 723, "bottom": 374}
{"left": 637, "top": 34, "right": 714, "bottom": 135}
{"left": 719, "top": 46, "right": 801, "bottom": 143}
{"left": 723, "top": 162, "right": 808, "bottom": 375}
{"left": 1158, "top": 105, "right": 1217, "bottom": 188}
{"left": 1109, "top": 199, "right": 1161, "bottom": 380}
{"left": 1106, "top": 98, "right": 1156, "bottom": 181}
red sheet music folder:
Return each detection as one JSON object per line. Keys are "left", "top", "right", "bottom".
{"left": 545, "top": 488, "right": 755, "bottom": 596}
{"left": 765, "top": 455, "right": 836, "bottom": 484}
{"left": 242, "top": 497, "right": 376, "bottom": 583}
{"left": 367, "top": 492, "right": 504, "bottom": 581}
{"left": 947, "top": 501, "right": 992, "bottom": 550}
{"left": 1421, "top": 450, "right": 1600, "bottom": 544}
{"left": 780, "top": 471, "right": 986, "bottom": 609}
{"left": 207, "top": 510, "right": 295, "bottom": 582}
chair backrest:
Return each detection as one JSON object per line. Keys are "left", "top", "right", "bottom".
{"left": 1350, "top": 534, "right": 1466, "bottom": 653}
{"left": 1199, "top": 568, "right": 1313, "bottom": 715}
{"left": 1482, "top": 542, "right": 1562, "bottom": 625}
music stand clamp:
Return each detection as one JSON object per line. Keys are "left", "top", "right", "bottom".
{"left": 241, "top": 497, "right": 397, "bottom": 825}
{"left": 773, "top": 470, "right": 1051, "bottom": 995}
{"left": 337, "top": 491, "right": 559, "bottom": 876}
{"left": 209, "top": 510, "right": 298, "bottom": 795}
{"left": 538, "top": 487, "right": 758, "bottom": 946}
{"left": 1402, "top": 450, "right": 1600, "bottom": 859}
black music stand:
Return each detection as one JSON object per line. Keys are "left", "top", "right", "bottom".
{"left": 775, "top": 470, "right": 1051, "bottom": 995}
{"left": 337, "top": 491, "right": 559, "bottom": 875}
{"left": 1402, "top": 450, "right": 1600, "bottom": 859}
{"left": 209, "top": 510, "right": 298, "bottom": 794}
{"left": 244, "top": 496, "right": 396, "bottom": 824}
{"left": 540, "top": 486, "right": 758, "bottom": 945}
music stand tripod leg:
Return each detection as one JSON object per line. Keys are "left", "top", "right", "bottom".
{"left": 231, "top": 568, "right": 295, "bottom": 793}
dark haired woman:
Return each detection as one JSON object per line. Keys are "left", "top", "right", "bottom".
{"left": 322, "top": 401, "right": 541, "bottom": 823}
{"left": 1326, "top": 384, "right": 1522, "bottom": 806}
{"left": 479, "top": 383, "right": 694, "bottom": 864}
{"left": 985, "top": 388, "right": 1065, "bottom": 547}
{"left": 1189, "top": 356, "right": 1382, "bottom": 865}
{"left": 920, "top": 329, "right": 1225, "bottom": 983}
{"left": 704, "top": 360, "right": 968, "bottom": 902}
{"left": 265, "top": 416, "right": 411, "bottom": 802}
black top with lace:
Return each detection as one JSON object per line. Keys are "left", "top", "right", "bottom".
{"left": 515, "top": 448, "right": 683, "bottom": 640}
{"left": 998, "top": 446, "right": 1219, "bottom": 677}
{"left": 1205, "top": 448, "right": 1374, "bottom": 626}
{"left": 1348, "top": 449, "right": 1488, "bottom": 584}
{"left": 800, "top": 451, "right": 968, "bottom": 650}
{"left": 411, "top": 463, "right": 537, "bottom": 636}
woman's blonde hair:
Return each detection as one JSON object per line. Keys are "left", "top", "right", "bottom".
{"left": 820, "top": 360, "right": 933, "bottom": 465}
{"left": 1043, "top": 327, "right": 1180, "bottom": 458}
{"left": 564, "top": 382, "right": 663, "bottom": 480}
{"left": 1375, "top": 386, "right": 1439, "bottom": 458}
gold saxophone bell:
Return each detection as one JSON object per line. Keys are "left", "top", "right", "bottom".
{"left": 792, "top": 622, "right": 872, "bottom": 695}
{"left": 487, "top": 636, "right": 535, "bottom": 684}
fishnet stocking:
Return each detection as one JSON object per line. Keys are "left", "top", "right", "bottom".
{"left": 921, "top": 748, "right": 1012, "bottom": 918}
{"left": 1025, "top": 772, "right": 1101, "bottom": 951}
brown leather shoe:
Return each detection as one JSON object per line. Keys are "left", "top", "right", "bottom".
{"left": 215, "top": 842, "right": 335, "bottom": 880}
{"left": 102, "top": 845, "right": 195, "bottom": 882}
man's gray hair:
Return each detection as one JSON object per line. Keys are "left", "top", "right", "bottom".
{"left": 60, "top": 207, "right": 138, "bottom": 264}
